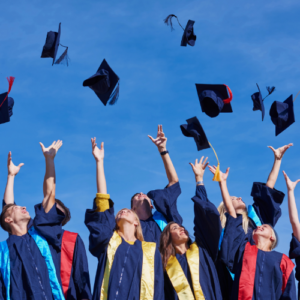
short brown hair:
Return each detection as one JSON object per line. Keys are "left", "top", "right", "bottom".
{"left": 55, "top": 199, "right": 71, "bottom": 226}
{"left": 0, "top": 204, "right": 16, "bottom": 234}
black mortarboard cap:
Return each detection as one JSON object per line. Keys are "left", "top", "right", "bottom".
{"left": 269, "top": 95, "right": 295, "bottom": 136}
{"left": 195, "top": 84, "right": 233, "bottom": 118}
{"left": 0, "top": 77, "right": 15, "bottom": 125}
{"left": 164, "top": 15, "right": 196, "bottom": 47}
{"left": 41, "top": 23, "right": 69, "bottom": 66}
{"left": 83, "top": 59, "right": 120, "bottom": 106}
{"left": 181, "top": 20, "right": 196, "bottom": 47}
{"left": 251, "top": 84, "right": 265, "bottom": 121}
{"left": 180, "top": 117, "right": 209, "bottom": 151}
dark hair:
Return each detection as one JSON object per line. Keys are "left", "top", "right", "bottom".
{"left": 159, "top": 221, "right": 192, "bottom": 270}
{"left": 55, "top": 199, "right": 71, "bottom": 226}
{"left": 0, "top": 204, "right": 16, "bottom": 234}
{"left": 130, "top": 193, "right": 139, "bottom": 208}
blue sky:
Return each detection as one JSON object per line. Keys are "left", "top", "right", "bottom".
{"left": 1, "top": 0, "right": 300, "bottom": 287}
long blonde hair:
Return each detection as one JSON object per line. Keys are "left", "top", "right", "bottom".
{"left": 115, "top": 208, "right": 144, "bottom": 241}
{"left": 218, "top": 202, "right": 249, "bottom": 234}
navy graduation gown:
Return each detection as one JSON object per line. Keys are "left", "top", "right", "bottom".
{"left": 143, "top": 182, "right": 182, "bottom": 244}
{"left": 289, "top": 234, "right": 300, "bottom": 299}
{"left": 220, "top": 214, "right": 296, "bottom": 300}
{"left": 34, "top": 204, "right": 92, "bottom": 300}
{"left": 216, "top": 182, "right": 285, "bottom": 300}
{"left": 0, "top": 203, "right": 64, "bottom": 300}
{"left": 84, "top": 200, "right": 164, "bottom": 300}
{"left": 164, "top": 185, "right": 222, "bottom": 300}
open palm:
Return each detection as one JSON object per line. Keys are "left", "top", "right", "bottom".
{"left": 268, "top": 143, "right": 293, "bottom": 160}
{"left": 148, "top": 125, "right": 167, "bottom": 151}
{"left": 91, "top": 137, "right": 104, "bottom": 161}
{"left": 7, "top": 152, "right": 24, "bottom": 176}
{"left": 283, "top": 171, "right": 300, "bottom": 191}
{"left": 208, "top": 165, "right": 229, "bottom": 182}
{"left": 40, "top": 140, "right": 63, "bottom": 159}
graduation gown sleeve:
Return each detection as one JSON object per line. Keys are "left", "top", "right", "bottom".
{"left": 191, "top": 185, "right": 222, "bottom": 261}
{"left": 84, "top": 198, "right": 115, "bottom": 258}
{"left": 147, "top": 182, "right": 183, "bottom": 225}
{"left": 251, "top": 182, "right": 285, "bottom": 227}
{"left": 220, "top": 214, "right": 247, "bottom": 273}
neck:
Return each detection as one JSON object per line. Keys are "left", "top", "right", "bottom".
{"left": 135, "top": 207, "right": 152, "bottom": 221}
{"left": 255, "top": 237, "right": 271, "bottom": 252}
{"left": 118, "top": 221, "right": 137, "bottom": 242}
{"left": 174, "top": 242, "right": 189, "bottom": 255}
{"left": 11, "top": 220, "right": 29, "bottom": 236}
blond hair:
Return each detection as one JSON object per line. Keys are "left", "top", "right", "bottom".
{"left": 218, "top": 202, "right": 249, "bottom": 234}
{"left": 115, "top": 208, "right": 144, "bottom": 242}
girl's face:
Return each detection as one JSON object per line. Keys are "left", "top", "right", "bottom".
{"left": 231, "top": 196, "right": 246, "bottom": 213}
{"left": 252, "top": 224, "right": 275, "bottom": 248}
{"left": 116, "top": 209, "right": 138, "bottom": 226}
{"left": 170, "top": 223, "right": 189, "bottom": 245}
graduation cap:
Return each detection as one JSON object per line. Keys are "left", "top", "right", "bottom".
{"left": 251, "top": 84, "right": 275, "bottom": 121}
{"left": 180, "top": 116, "right": 221, "bottom": 181}
{"left": 0, "top": 77, "right": 15, "bottom": 125}
{"left": 83, "top": 59, "right": 120, "bottom": 106}
{"left": 195, "top": 84, "right": 233, "bottom": 118}
{"left": 164, "top": 14, "right": 196, "bottom": 47}
{"left": 41, "top": 23, "right": 69, "bottom": 66}
{"left": 269, "top": 94, "right": 296, "bottom": 136}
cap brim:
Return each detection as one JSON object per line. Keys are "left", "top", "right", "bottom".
{"left": 52, "top": 23, "right": 61, "bottom": 65}
{"left": 275, "top": 95, "right": 295, "bottom": 136}
{"left": 0, "top": 92, "right": 10, "bottom": 125}
{"left": 181, "top": 20, "right": 196, "bottom": 47}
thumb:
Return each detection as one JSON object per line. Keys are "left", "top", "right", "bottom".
{"left": 18, "top": 163, "right": 24, "bottom": 168}
{"left": 101, "top": 142, "right": 104, "bottom": 150}
{"left": 148, "top": 135, "right": 155, "bottom": 142}
{"left": 226, "top": 167, "right": 230, "bottom": 175}
{"left": 189, "top": 162, "right": 194, "bottom": 168}
{"left": 296, "top": 179, "right": 300, "bottom": 185}
{"left": 39, "top": 142, "right": 45, "bottom": 151}
{"left": 268, "top": 146, "right": 275, "bottom": 152}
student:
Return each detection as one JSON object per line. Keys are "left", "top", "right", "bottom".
{"left": 0, "top": 141, "right": 65, "bottom": 300}
{"left": 41, "top": 144, "right": 92, "bottom": 300}
{"left": 209, "top": 143, "right": 291, "bottom": 300}
{"left": 218, "top": 167, "right": 296, "bottom": 300}
{"left": 159, "top": 156, "right": 222, "bottom": 300}
{"left": 283, "top": 171, "right": 300, "bottom": 299}
{"left": 130, "top": 125, "right": 183, "bottom": 244}
{"left": 85, "top": 138, "right": 164, "bottom": 300}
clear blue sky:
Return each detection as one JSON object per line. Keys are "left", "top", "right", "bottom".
{"left": 1, "top": 0, "right": 300, "bottom": 287}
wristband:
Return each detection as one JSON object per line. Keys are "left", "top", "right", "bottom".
{"left": 160, "top": 150, "right": 169, "bottom": 156}
{"left": 196, "top": 181, "right": 204, "bottom": 185}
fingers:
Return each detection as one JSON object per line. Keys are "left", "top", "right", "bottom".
{"left": 39, "top": 142, "right": 45, "bottom": 152}
{"left": 199, "top": 156, "right": 204, "bottom": 165}
{"left": 148, "top": 135, "right": 156, "bottom": 142}
{"left": 189, "top": 162, "right": 194, "bottom": 169}
{"left": 268, "top": 146, "right": 275, "bottom": 152}
{"left": 282, "top": 170, "right": 288, "bottom": 181}
{"left": 203, "top": 157, "right": 208, "bottom": 166}
{"left": 225, "top": 167, "right": 230, "bottom": 175}
{"left": 296, "top": 179, "right": 300, "bottom": 185}
{"left": 204, "top": 162, "right": 209, "bottom": 169}
{"left": 101, "top": 142, "right": 104, "bottom": 150}
{"left": 55, "top": 140, "right": 63, "bottom": 150}
{"left": 208, "top": 166, "right": 216, "bottom": 174}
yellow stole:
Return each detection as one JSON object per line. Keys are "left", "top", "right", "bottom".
{"left": 166, "top": 242, "right": 205, "bottom": 300}
{"left": 100, "top": 231, "right": 156, "bottom": 300}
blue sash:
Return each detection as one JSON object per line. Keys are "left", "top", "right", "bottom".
{"left": 247, "top": 205, "right": 262, "bottom": 227}
{"left": 0, "top": 228, "right": 65, "bottom": 300}
{"left": 152, "top": 211, "right": 168, "bottom": 232}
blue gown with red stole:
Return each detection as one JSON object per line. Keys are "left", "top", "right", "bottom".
{"left": 289, "top": 234, "right": 300, "bottom": 300}
{"left": 85, "top": 199, "right": 164, "bottom": 300}
{"left": 216, "top": 182, "right": 285, "bottom": 300}
{"left": 220, "top": 213, "right": 296, "bottom": 300}
{"left": 164, "top": 185, "right": 222, "bottom": 300}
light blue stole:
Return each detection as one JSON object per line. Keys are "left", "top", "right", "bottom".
{"left": 0, "top": 227, "right": 65, "bottom": 300}
{"left": 152, "top": 210, "right": 168, "bottom": 231}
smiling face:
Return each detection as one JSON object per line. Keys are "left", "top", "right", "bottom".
{"left": 131, "top": 192, "right": 153, "bottom": 214}
{"left": 252, "top": 224, "right": 276, "bottom": 250}
{"left": 115, "top": 208, "right": 139, "bottom": 227}
{"left": 231, "top": 196, "right": 246, "bottom": 214}
{"left": 169, "top": 223, "right": 189, "bottom": 246}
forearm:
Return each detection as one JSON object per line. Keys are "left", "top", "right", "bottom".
{"left": 3, "top": 175, "right": 15, "bottom": 205}
{"left": 219, "top": 181, "right": 236, "bottom": 217}
{"left": 266, "top": 158, "right": 281, "bottom": 189}
{"left": 96, "top": 160, "right": 107, "bottom": 194}
{"left": 160, "top": 150, "right": 178, "bottom": 187}
{"left": 287, "top": 190, "right": 300, "bottom": 241}
{"left": 42, "top": 158, "right": 56, "bottom": 212}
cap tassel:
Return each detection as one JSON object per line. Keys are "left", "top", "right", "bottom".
{"left": 108, "top": 81, "right": 120, "bottom": 105}
{"left": 54, "top": 45, "right": 70, "bottom": 66}
{"left": 208, "top": 142, "right": 221, "bottom": 182}
{"left": 263, "top": 86, "right": 275, "bottom": 101}
{"left": 223, "top": 84, "right": 233, "bottom": 104}
{"left": 164, "top": 14, "right": 184, "bottom": 31}
{"left": 294, "top": 90, "right": 300, "bottom": 102}
{"left": 0, "top": 76, "right": 15, "bottom": 108}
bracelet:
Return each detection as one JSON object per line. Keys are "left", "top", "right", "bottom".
{"left": 160, "top": 150, "right": 169, "bottom": 156}
{"left": 196, "top": 181, "right": 204, "bottom": 185}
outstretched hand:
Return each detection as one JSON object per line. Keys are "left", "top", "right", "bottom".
{"left": 148, "top": 125, "right": 167, "bottom": 151}
{"left": 91, "top": 137, "right": 104, "bottom": 162}
{"left": 39, "top": 140, "right": 63, "bottom": 160}
{"left": 189, "top": 157, "right": 209, "bottom": 180}
{"left": 268, "top": 143, "right": 293, "bottom": 160}
{"left": 7, "top": 151, "right": 24, "bottom": 176}
{"left": 208, "top": 165, "right": 230, "bottom": 182}
{"left": 283, "top": 171, "right": 300, "bottom": 191}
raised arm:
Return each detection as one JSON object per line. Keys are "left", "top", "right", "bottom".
{"left": 208, "top": 165, "right": 236, "bottom": 218}
{"left": 92, "top": 138, "right": 106, "bottom": 194}
{"left": 148, "top": 125, "right": 178, "bottom": 187}
{"left": 266, "top": 143, "right": 293, "bottom": 189}
{"left": 283, "top": 171, "right": 300, "bottom": 241}
{"left": 40, "top": 140, "right": 63, "bottom": 213}
{"left": 3, "top": 151, "right": 24, "bottom": 205}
